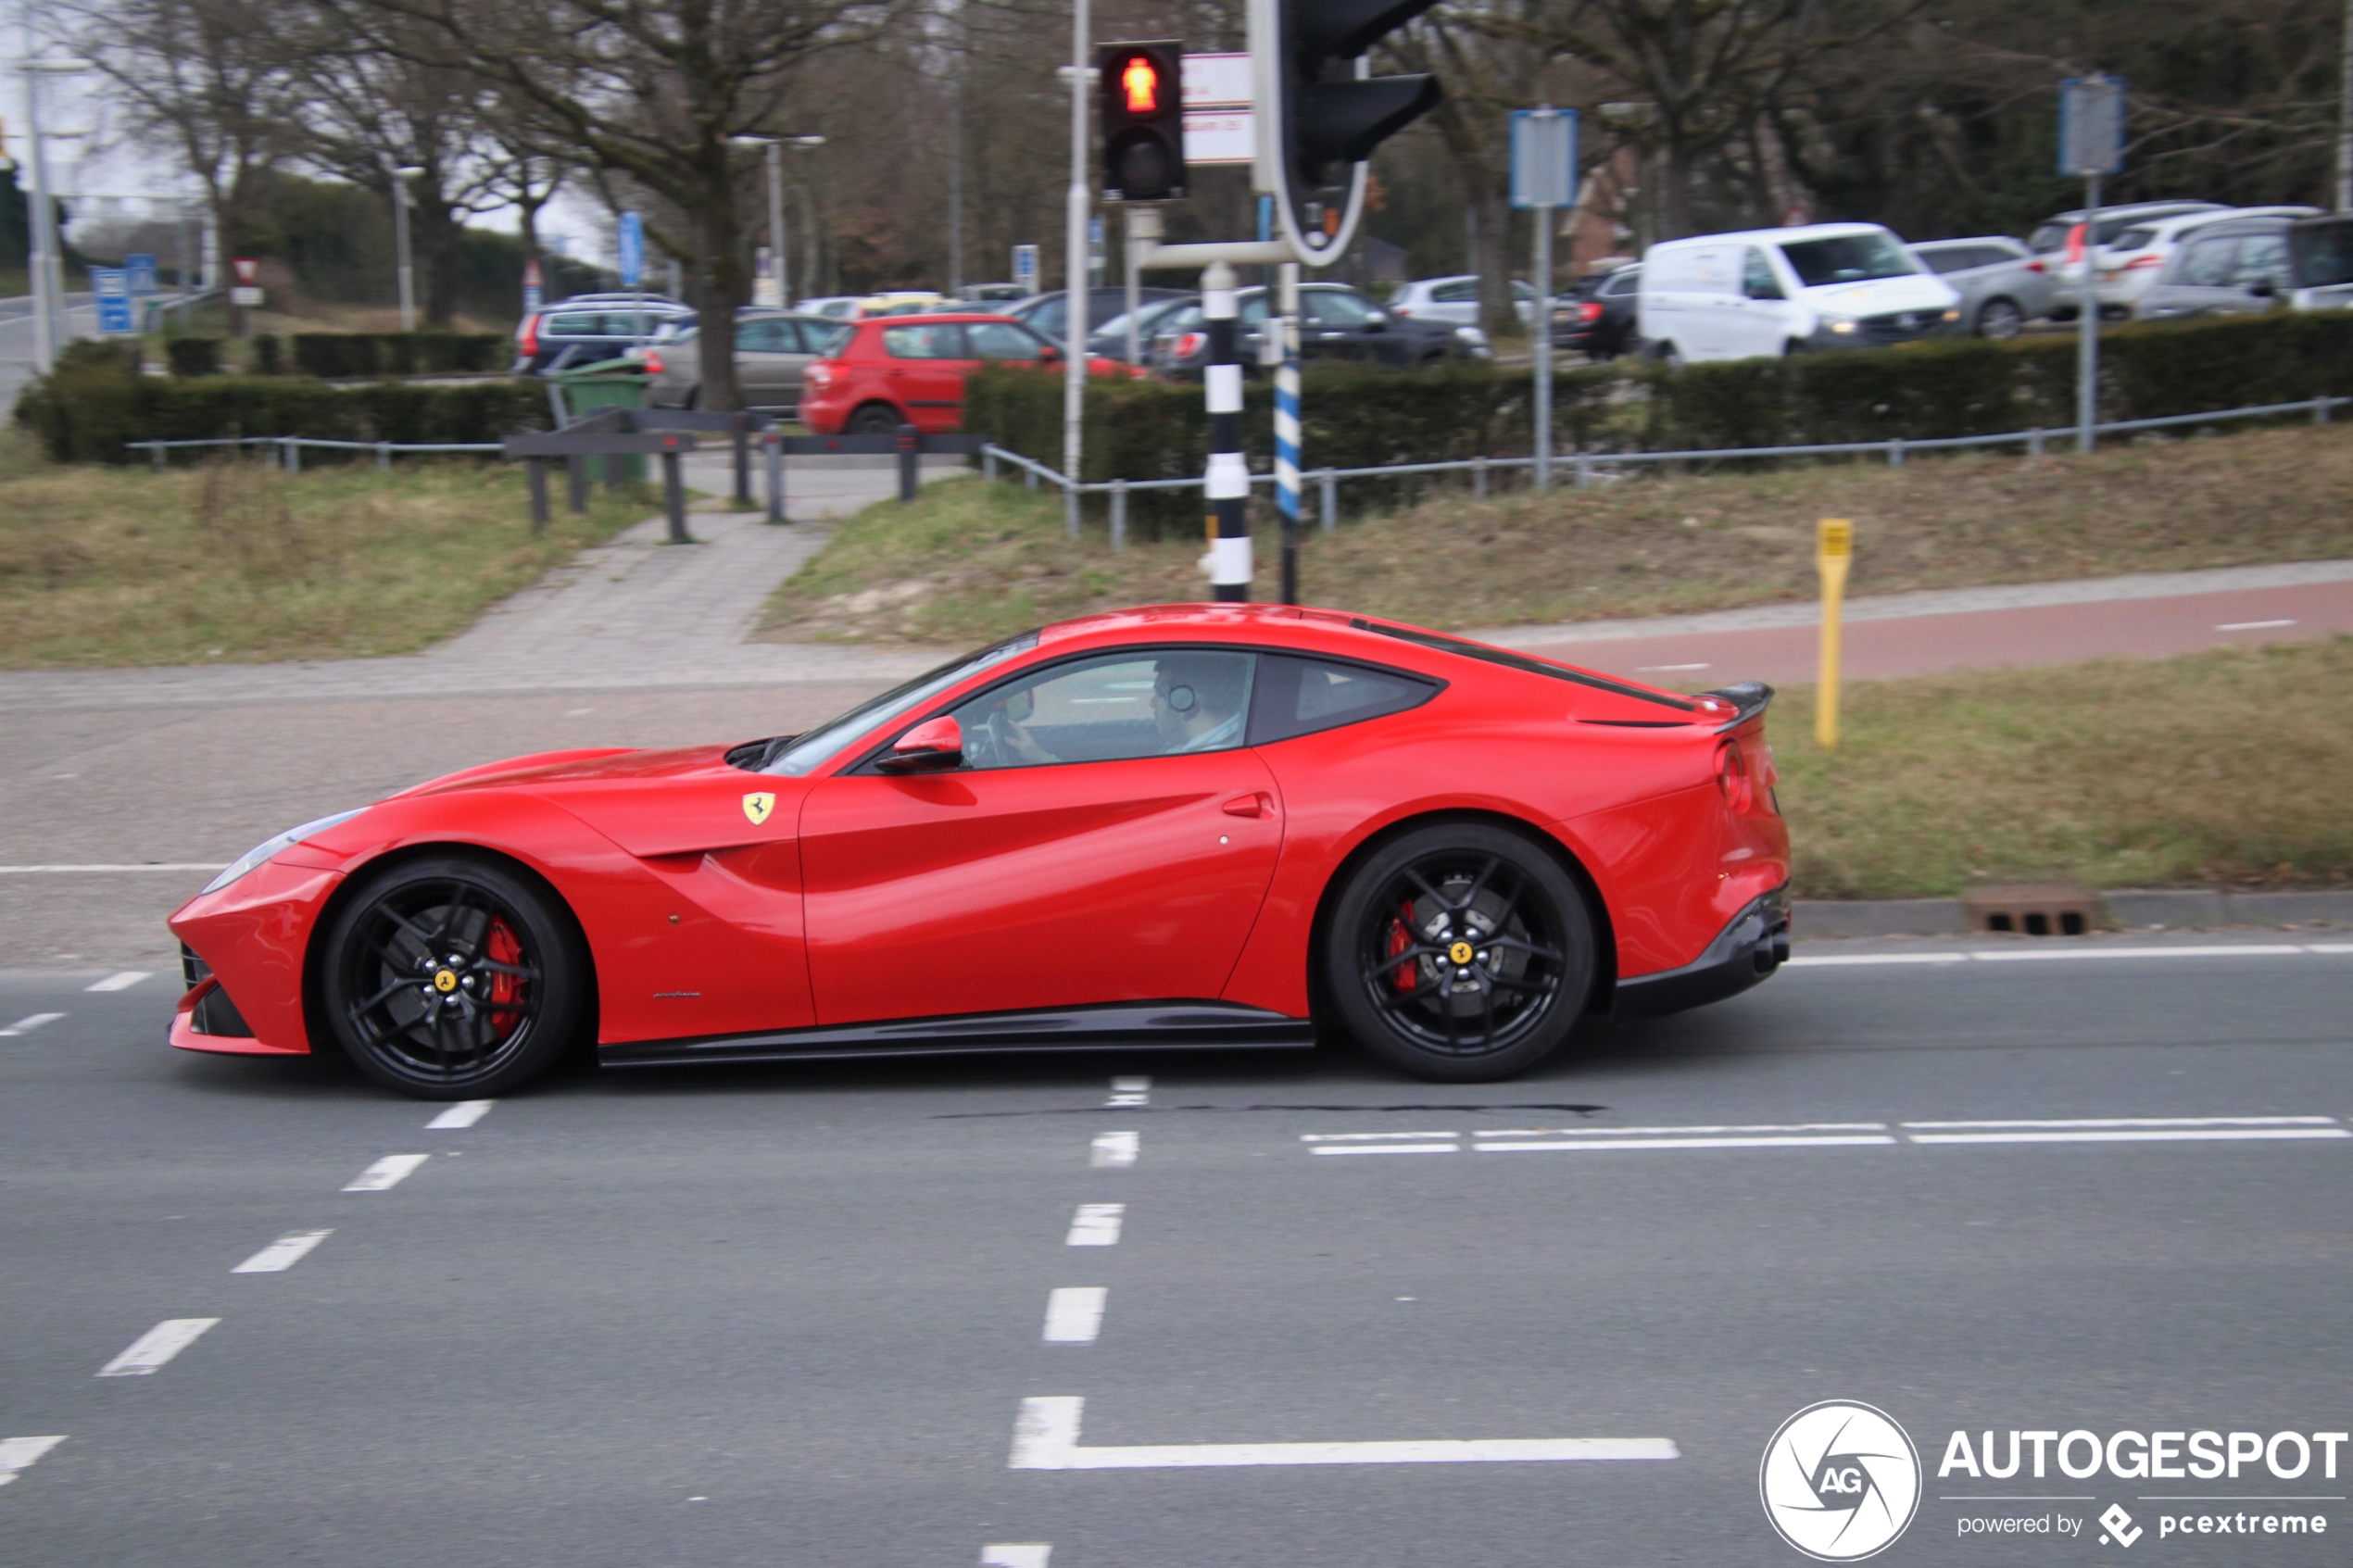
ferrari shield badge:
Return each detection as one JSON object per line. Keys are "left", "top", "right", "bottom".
{"left": 741, "top": 792, "right": 776, "bottom": 826}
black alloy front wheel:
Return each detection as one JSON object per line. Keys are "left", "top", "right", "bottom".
{"left": 847, "top": 403, "right": 903, "bottom": 436}
{"left": 1324, "top": 822, "right": 1596, "bottom": 1082}
{"left": 321, "top": 855, "right": 589, "bottom": 1098}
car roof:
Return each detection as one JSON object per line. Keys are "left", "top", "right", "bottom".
{"left": 2041, "top": 200, "right": 2225, "bottom": 223}
{"left": 1912, "top": 235, "right": 2024, "bottom": 251}
{"left": 2116, "top": 206, "right": 2322, "bottom": 241}
{"left": 1652, "top": 221, "right": 1894, "bottom": 250}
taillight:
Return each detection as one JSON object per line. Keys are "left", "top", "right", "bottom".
{"left": 1392, "top": 306, "right": 1413, "bottom": 316}
{"left": 1174, "top": 332, "right": 1205, "bottom": 360}
{"left": 1579, "top": 301, "right": 1603, "bottom": 321}
{"left": 2123, "top": 254, "right": 2161, "bottom": 270}
{"left": 1716, "top": 742, "right": 1753, "bottom": 812}
{"left": 641, "top": 349, "right": 665, "bottom": 374}
{"left": 2024, "top": 259, "right": 2045, "bottom": 273}
{"left": 805, "top": 362, "right": 834, "bottom": 388}
{"left": 518, "top": 314, "right": 540, "bottom": 355}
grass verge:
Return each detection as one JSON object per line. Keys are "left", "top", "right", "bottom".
{"left": 0, "top": 436, "right": 649, "bottom": 667}
{"left": 756, "top": 420, "right": 2353, "bottom": 645}
{"left": 1775, "top": 638, "right": 2353, "bottom": 898}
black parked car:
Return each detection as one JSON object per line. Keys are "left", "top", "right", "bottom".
{"left": 1008, "top": 287, "right": 1191, "bottom": 347}
{"left": 1552, "top": 265, "right": 1641, "bottom": 359}
{"left": 1147, "top": 282, "right": 1491, "bottom": 380}
{"left": 512, "top": 296, "right": 696, "bottom": 375}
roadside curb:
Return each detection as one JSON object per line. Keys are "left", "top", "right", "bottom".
{"left": 1796, "top": 889, "right": 2353, "bottom": 939}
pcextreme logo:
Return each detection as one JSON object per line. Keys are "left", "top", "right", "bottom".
{"left": 1762, "top": 1400, "right": 1924, "bottom": 1562}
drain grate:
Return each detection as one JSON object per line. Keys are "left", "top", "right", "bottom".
{"left": 1963, "top": 884, "right": 2104, "bottom": 937}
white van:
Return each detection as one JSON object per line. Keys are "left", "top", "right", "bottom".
{"left": 1636, "top": 223, "right": 1961, "bottom": 363}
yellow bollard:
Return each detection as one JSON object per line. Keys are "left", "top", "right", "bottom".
{"left": 1816, "top": 518, "right": 1852, "bottom": 750}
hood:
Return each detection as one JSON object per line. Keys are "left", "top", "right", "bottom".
{"left": 398, "top": 746, "right": 728, "bottom": 798}
{"left": 1798, "top": 274, "right": 1959, "bottom": 315}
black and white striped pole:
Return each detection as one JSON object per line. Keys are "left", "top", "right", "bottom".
{"left": 1202, "top": 259, "right": 1252, "bottom": 601}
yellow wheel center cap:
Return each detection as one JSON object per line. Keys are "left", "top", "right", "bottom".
{"left": 433, "top": 969, "right": 459, "bottom": 993}
{"left": 1447, "top": 941, "right": 1476, "bottom": 966}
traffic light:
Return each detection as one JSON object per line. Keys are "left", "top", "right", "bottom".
{"left": 1261, "top": 0, "right": 1441, "bottom": 264}
{"left": 1100, "top": 42, "right": 1188, "bottom": 203}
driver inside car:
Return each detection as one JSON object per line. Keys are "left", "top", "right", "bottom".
{"left": 1150, "top": 653, "right": 1248, "bottom": 753}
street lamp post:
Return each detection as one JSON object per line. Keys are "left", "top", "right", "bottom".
{"left": 11, "top": 50, "right": 92, "bottom": 374}
{"left": 730, "top": 134, "right": 824, "bottom": 308}
{"left": 384, "top": 160, "right": 425, "bottom": 332}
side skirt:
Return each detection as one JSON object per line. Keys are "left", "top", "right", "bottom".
{"left": 600, "top": 1000, "right": 1319, "bottom": 1069}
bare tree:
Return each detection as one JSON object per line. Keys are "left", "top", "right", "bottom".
{"left": 321, "top": 0, "right": 901, "bottom": 409}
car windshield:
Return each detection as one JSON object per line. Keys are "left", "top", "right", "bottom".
{"left": 761, "top": 633, "right": 1041, "bottom": 775}
{"left": 1777, "top": 232, "right": 1919, "bottom": 287}
{"left": 806, "top": 322, "right": 853, "bottom": 356}
{"left": 2291, "top": 220, "right": 2353, "bottom": 287}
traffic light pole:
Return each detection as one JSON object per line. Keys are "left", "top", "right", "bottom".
{"left": 1063, "top": 0, "right": 1091, "bottom": 539}
{"left": 1275, "top": 263, "right": 1302, "bottom": 605}
{"left": 1203, "top": 260, "right": 1252, "bottom": 602}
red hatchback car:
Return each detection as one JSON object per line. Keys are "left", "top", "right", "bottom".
{"left": 798, "top": 312, "right": 1130, "bottom": 436}
{"left": 167, "top": 605, "right": 1791, "bottom": 1098}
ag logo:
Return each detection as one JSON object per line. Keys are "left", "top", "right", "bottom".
{"left": 741, "top": 792, "right": 775, "bottom": 826}
{"left": 1760, "top": 1400, "right": 1920, "bottom": 1562}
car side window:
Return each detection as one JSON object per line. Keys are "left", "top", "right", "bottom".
{"left": 2233, "top": 235, "right": 2288, "bottom": 287}
{"left": 736, "top": 319, "right": 789, "bottom": 352}
{"left": 1741, "top": 248, "right": 1785, "bottom": 300}
{"left": 2180, "top": 237, "right": 2240, "bottom": 288}
{"left": 543, "top": 313, "right": 601, "bottom": 337}
{"left": 1247, "top": 655, "right": 1437, "bottom": 746}
{"left": 967, "top": 320, "right": 1047, "bottom": 359}
{"left": 949, "top": 651, "right": 1255, "bottom": 770}
{"left": 1239, "top": 295, "right": 1271, "bottom": 325}
{"left": 1305, "top": 290, "right": 1376, "bottom": 325}
{"left": 883, "top": 323, "right": 969, "bottom": 359}
{"left": 1604, "top": 270, "right": 1641, "bottom": 297}
{"left": 1432, "top": 280, "right": 1477, "bottom": 304}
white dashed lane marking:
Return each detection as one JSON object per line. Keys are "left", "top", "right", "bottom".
{"left": 1008, "top": 1398, "right": 1679, "bottom": 1469}
{"left": 231, "top": 1229, "right": 334, "bottom": 1273}
{"left": 2216, "top": 619, "right": 2295, "bottom": 631}
{"left": 96, "top": 1318, "right": 220, "bottom": 1377}
{"left": 1042, "top": 1287, "right": 1107, "bottom": 1344}
{"left": 425, "top": 1099, "right": 497, "bottom": 1129}
{"left": 1065, "top": 1203, "right": 1125, "bottom": 1246}
{"left": 84, "top": 971, "right": 152, "bottom": 992}
{"left": 0, "top": 1436, "right": 67, "bottom": 1486}
{"left": 0, "top": 1012, "right": 65, "bottom": 1037}
{"left": 1088, "top": 1130, "right": 1139, "bottom": 1168}
{"left": 1790, "top": 944, "right": 2346, "bottom": 968}
{"left": 343, "top": 1154, "right": 430, "bottom": 1192}
{"left": 1105, "top": 1074, "right": 1151, "bottom": 1107}
{"left": 1302, "top": 1117, "right": 2353, "bottom": 1157}
{"left": 981, "top": 1547, "right": 1051, "bottom": 1568}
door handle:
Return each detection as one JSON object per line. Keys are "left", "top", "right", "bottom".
{"left": 1221, "top": 792, "right": 1273, "bottom": 818}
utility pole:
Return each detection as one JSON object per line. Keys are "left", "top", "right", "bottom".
{"left": 2339, "top": 0, "right": 2353, "bottom": 210}
{"left": 384, "top": 157, "right": 423, "bottom": 332}
{"left": 14, "top": 43, "right": 90, "bottom": 372}
{"left": 948, "top": 83, "right": 963, "bottom": 297}
{"left": 1062, "top": 8, "right": 1090, "bottom": 537}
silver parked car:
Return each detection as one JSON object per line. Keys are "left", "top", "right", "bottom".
{"left": 1386, "top": 275, "right": 1538, "bottom": 329}
{"left": 2286, "top": 215, "right": 2353, "bottom": 312}
{"left": 2132, "top": 215, "right": 2296, "bottom": 323}
{"left": 642, "top": 311, "right": 849, "bottom": 411}
{"left": 1906, "top": 237, "right": 2056, "bottom": 339}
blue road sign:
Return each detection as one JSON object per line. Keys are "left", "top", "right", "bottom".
{"left": 92, "top": 268, "right": 133, "bottom": 334}
{"left": 618, "top": 210, "right": 645, "bottom": 288}
{"left": 1013, "top": 244, "right": 1039, "bottom": 292}
{"left": 1509, "top": 108, "right": 1579, "bottom": 209}
{"left": 2058, "top": 75, "right": 2126, "bottom": 177}
{"left": 91, "top": 266, "right": 128, "bottom": 296}
{"left": 125, "top": 253, "right": 159, "bottom": 295}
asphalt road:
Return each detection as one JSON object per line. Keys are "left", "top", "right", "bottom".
{"left": 0, "top": 293, "right": 101, "bottom": 410}
{"left": 3, "top": 937, "right": 2347, "bottom": 1566}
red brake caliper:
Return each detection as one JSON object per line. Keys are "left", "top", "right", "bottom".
{"left": 485, "top": 919, "right": 525, "bottom": 1038}
{"left": 1386, "top": 900, "right": 1417, "bottom": 991}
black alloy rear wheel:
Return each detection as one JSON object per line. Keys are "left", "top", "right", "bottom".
{"left": 1324, "top": 822, "right": 1595, "bottom": 1082}
{"left": 848, "top": 403, "right": 902, "bottom": 435}
{"left": 321, "top": 854, "right": 589, "bottom": 1098}
{"left": 1976, "top": 297, "right": 2025, "bottom": 340}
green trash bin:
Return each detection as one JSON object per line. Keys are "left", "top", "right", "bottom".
{"left": 551, "top": 357, "right": 652, "bottom": 483}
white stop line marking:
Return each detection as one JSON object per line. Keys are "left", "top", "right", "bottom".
{"left": 1042, "top": 1287, "right": 1107, "bottom": 1344}
{"left": 0, "top": 1435, "right": 67, "bottom": 1486}
{"left": 343, "top": 1154, "right": 429, "bottom": 1192}
{"left": 1008, "top": 1398, "right": 1678, "bottom": 1469}
{"left": 1065, "top": 1203, "right": 1126, "bottom": 1246}
{"left": 97, "top": 1318, "right": 220, "bottom": 1377}
{"left": 1089, "top": 1130, "right": 1139, "bottom": 1168}
{"left": 232, "top": 1229, "right": 334, "bottom": 1273}
{"left": 1302, "top": 1116, "right": 2351, "bottom": 1156}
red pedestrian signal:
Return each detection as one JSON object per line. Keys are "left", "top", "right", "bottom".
{"left": 1099, "top": 41, "right": 1187, "bottom": 203}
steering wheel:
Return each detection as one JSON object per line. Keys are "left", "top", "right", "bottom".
{"left": 968, "top": 708, "right": 1014, "bottom": 768}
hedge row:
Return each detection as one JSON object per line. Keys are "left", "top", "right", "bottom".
{"left": 157, "top": 332, "right": 509, "bottom": 379}
{"left": 968, "top": 311, "right": 2353, "bottom": 509}
{"left": 15, "top": 343, "right": 552, "bottom": 463}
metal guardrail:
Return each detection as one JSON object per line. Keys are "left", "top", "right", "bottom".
{"left": 981, "top": 393, "right": 2350, "bottom": 548}
{"left": 124, "top": 434, "right": 505, "bottom": 473}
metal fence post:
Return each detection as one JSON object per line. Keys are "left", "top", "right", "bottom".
{"left": 897, "top": 424, "right": 920, "bottom": 504}
{"left": 527, "top": 458, "right": 549, "bottom": 533}
{"left": 376, "top": 441, "right": 391, "bottom": 471}
{"left": 733, "top": 420, "right": 753, "bottom": 508}
{"left": 1887, "top": 437, "right": 1904, "bottom": 468}
{"left": 1473, "top": 454, "right": 1489, "bottom": 499}
{"left": 1110, "top": 477, "right": 1126, "bottom": 550}
{"left": 1025, "top": 460, "right": 1037, "bottom": 491}
{"left": 148, "top": 443, "right": 165, "bottom": 474}
{"left": 2315, "top": 395, "right": 2330, "bottom": 425}
{"left": 1318, "top": 468, "right": 1336, "bottom": 532}
{"left": 765, "top": 432, "right": 786, "bottom": 524}
{"left": 661, "top": 442, "right": 689, "bottom": 543}
{"left": 983, "top": 446, "right": 998, "bottom": 483}
{"left": 284, "top": 438, "right": 301, "bottom": 476}
{"left": 1574, "top": 453, "right": 1591, "bottom": 490}
{"left": 567, "top": 455, "right": 589, "bottom": 515}
{"left": 605, "top": 452, "right": 626, "bottom": 494}
{"left": 2028, "top": 427, "right": 2045, "bottom": 458}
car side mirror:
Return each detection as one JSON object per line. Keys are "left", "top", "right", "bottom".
{"left": 1745, "top": 282, "right": 1785, "bottom": 301}
{"left": 2249, "top": 278, "right": 2277, "bottom": 298}
{"left": 1363, "top": 311, "right": 1388, "bottom": 330}
{"left": 1037, "top": 344, "right": 1062, "bottom": 363}
{"left": 875, "top": 716, "right": 963, "bottom": 774}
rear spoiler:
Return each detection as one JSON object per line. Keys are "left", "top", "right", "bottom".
{"left": 1702, "top": 681, "right": 1774, "bottom": 734}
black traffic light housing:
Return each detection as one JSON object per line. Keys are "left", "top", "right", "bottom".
{"left": 1265, "top": 0, "right": 1441, "bottom": 264}
{"left": 1100, "top": 42, "right": 1188, "bottom": 203}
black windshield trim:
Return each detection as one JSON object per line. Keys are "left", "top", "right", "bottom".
{"left": 1349, "top": 621, "right": 1697, "bottom": 711}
